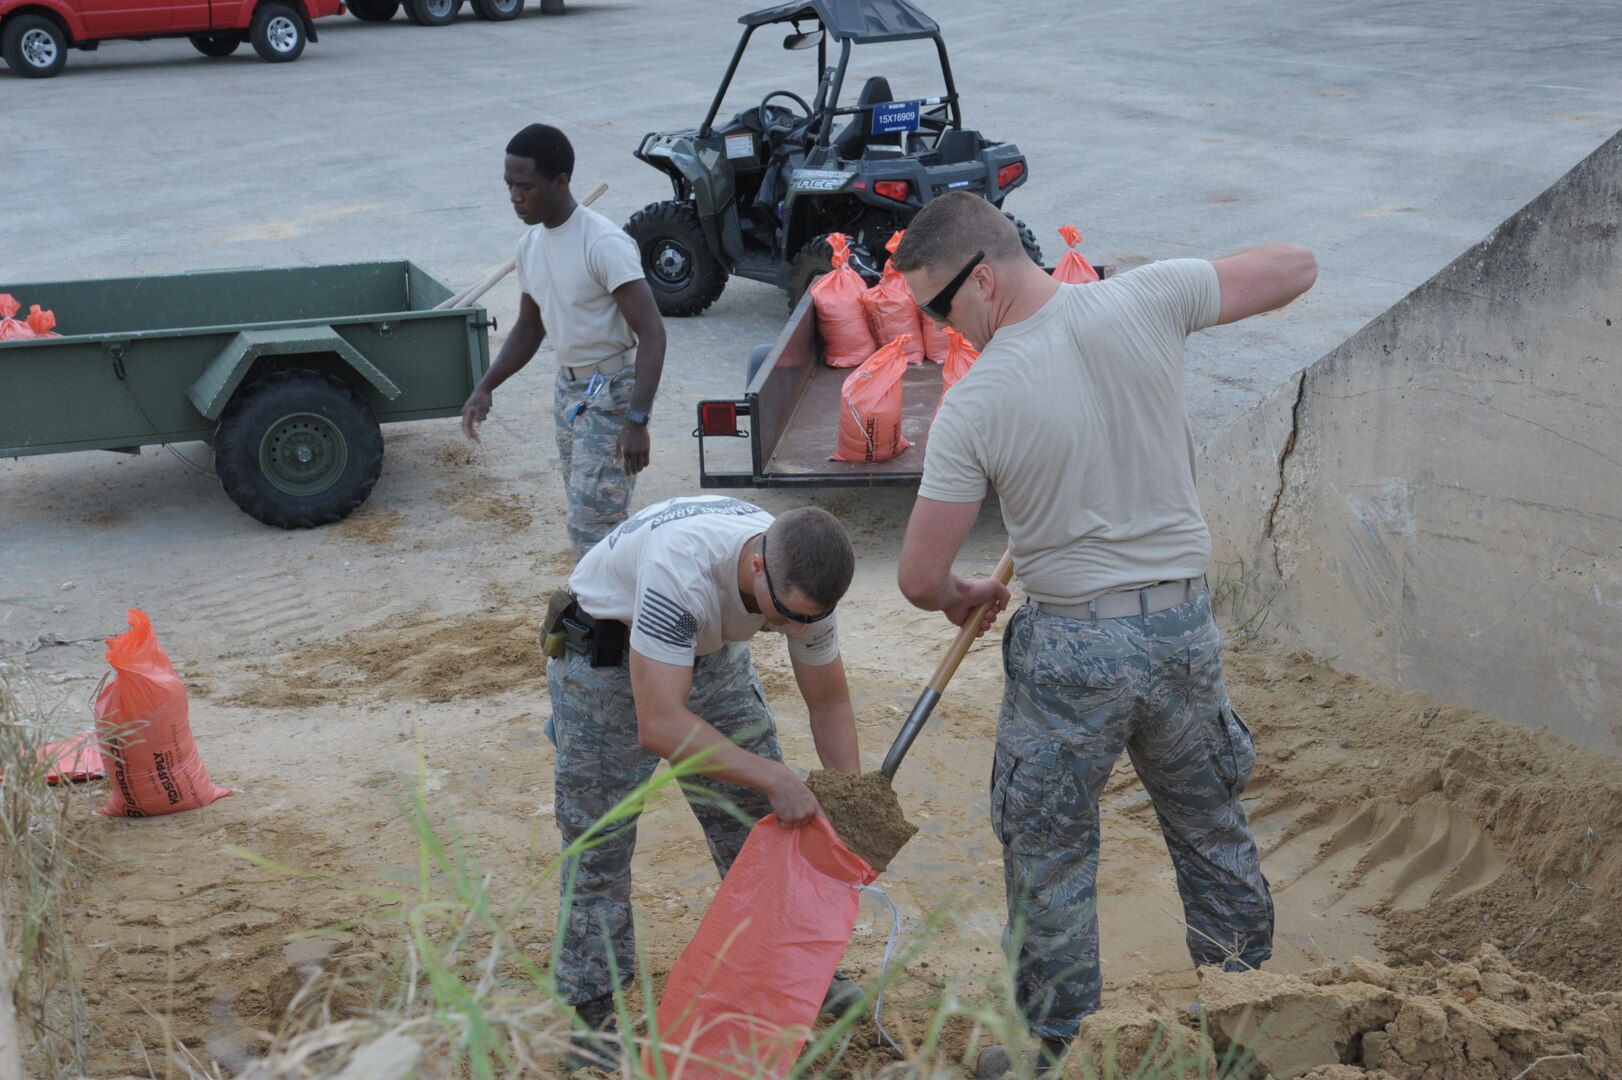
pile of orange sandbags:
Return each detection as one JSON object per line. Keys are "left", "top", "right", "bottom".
{"left": 0, "top": 293, "right": 60, "bottom": 340}
{"left": 1053, "top": 225, "right": 1100, "bottom": 284}
{"left": 811, "top": 234, "right": 878, "bottom": 369}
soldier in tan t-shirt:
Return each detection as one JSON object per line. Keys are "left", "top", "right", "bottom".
{"left": 891, "top": 192, "right": 1316, "bottom": 1075}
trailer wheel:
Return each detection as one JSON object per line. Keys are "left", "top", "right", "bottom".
{"left": 215, "top": 369, "right": 383, "bottom": 529}
{"left": 404, "top": 0, "right": 458, "bottom": 25}
{"left": 190, "top": 33, "right": 241, "bottom": 56}
{"left": 249, "top": 3, "right": 306, "bottom": 62}
{"left": 625, "top": 201, "right": 727, "bottom": 317}
{"left": 472, "top": 0, "right": 521, "bottom": 20}
{"left": 2, "top": 14, "right": 69, "bottom": 78}
{"left": 1005, "top": 213, "right": 1044, "bottom": 267}
{"left": 348, "top": 0, "right": 400, "bottom": 19}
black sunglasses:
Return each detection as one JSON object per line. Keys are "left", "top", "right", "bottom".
{"left": 758, "top": 534, "right": 835, "bottom": 625}
{"left": 918, "top": 250, "right": 985, "bottom": 323}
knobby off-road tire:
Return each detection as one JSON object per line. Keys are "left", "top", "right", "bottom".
{"left": 214, "top": 369, "right": 383, "bottom": 529}
{"left": 471, "top": 0, "right": 522, "bottom": 21}
{"left": 348, "top": 0, "right": 400, "bottom": 20}
{"left": 787, "top": 236, "right": 836, "bottom": 310}
{"left": 404, "top": 0, "right": 458, "bottom": 26}
{"left": 2, "top": 14, "right": 68, "bottom": 77}
{"left": 624, "top": 201, "right": 727, "bottom": 317}
{"left": 249, "top": 3, "right": 305, "bottom": 61}
{"left": 190, "top": 33, "right": 241, "bottom": 56}
{"left": 1005, "top": 213, "right": 1044, "bottom": 267}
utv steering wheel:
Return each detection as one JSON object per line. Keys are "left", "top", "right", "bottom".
{"left": 756, "top": 90, "right": 814, "bottom": 141}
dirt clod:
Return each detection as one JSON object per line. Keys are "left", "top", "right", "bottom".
{"left": 806, "top": 769, "right": 918, "bottom": 873}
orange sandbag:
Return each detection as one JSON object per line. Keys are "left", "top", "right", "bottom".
{"left": 860, "top": 233, "right": 926, "bottom": 365}
{"left": 649, "top": 814, "right": 875, "bottom": 1079}
{"left": 0, "top": 293, "right": 34, "bottom": 340}
{"left": 26, "top": 304, "right": 59, "bottom": 337}
{"left": 94, "top": 610, "right": 231, "bottom": 818}
{"left": 1053, "top": 224, "right": 1100, "bottom": 285}
{"left": 831, "top": 335, "right": 912, "bottom": 464}
{"left": 918, "top": 310, "right": 952, "bottom": 363}
{"left": 0, "top": 731, "right": 103, "bottom": 785}
{"left": 811, "top": 234, "right": 878, "bottom": 369}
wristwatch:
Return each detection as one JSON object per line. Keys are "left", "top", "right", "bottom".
{"left": 625, "top": 408, "right": 650, "bottom": 426}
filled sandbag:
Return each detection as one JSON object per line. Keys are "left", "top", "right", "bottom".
{"left": 0, "top": 294, "right": 34, "bottom": 340}
{"left": 26, "top": 304, "right": 59, "bottom": 337}
{"left": 934, "top": 327, "right": 980, "bottom": 420}
{"left": 811, "top": 233, "right": 879, "bottom": 368}
{"left": 1053, "top": 224, "right": 1100, "bottom": 284}
{"left": 860, "top": 233, "right": 927, "bottom": 366}
{"left": 832, "top": 335, "right": 912, "bottom": 464}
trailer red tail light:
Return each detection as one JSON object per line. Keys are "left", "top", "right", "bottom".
{"left": 997, "top": 161, "right": 1025, "bottom": 188}
{"left": 874, "top": 180, "right": 911, "bottom": 202}
{"left": 700, "top": 401, "right": 740, "bottom": 436}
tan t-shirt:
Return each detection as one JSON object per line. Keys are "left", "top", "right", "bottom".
{"left": 918, "top": 259, "right": 1222, "bottom": 605}
{"left": 514, "top": 205, "right": 645, "bottom": 370}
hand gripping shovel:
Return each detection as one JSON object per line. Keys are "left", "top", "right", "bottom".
{"left": 881, "top": 550, "right": 1015, "bottom": 779}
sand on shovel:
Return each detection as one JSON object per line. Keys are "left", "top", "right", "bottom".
{"left": 805, "top": 769, "right": 918, "bottom": 873}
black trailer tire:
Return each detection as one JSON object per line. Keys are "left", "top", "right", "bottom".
{"left": 214, "top": 369, "right": 384, "bottom": 529}
{"left": 625, "top": 201, "right": 728, "bottom": 318}
{"left": 348, "top": 0, "right": 400, "bottom": 19}
{"left": 249, "top": 3, "right": 305, "bottom": 61}
{"left": 3, "top": 14, "right": 68, "bottom": 77}
{"left": 190, "top": 32, "right": 241, "bottom": 56}
{"left": 472, "top": 0, "right": 521, "bottom": 20}
{"left": 1005, "top": 213, "right": 1044, "bottom": 267}
{"left": 787, "top": 236, "right": 836, "bottom": 310}
{"left": 404, "top": 0, "right": 458, "bottom": 26}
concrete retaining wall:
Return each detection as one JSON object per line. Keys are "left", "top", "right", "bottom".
{"left": 1199, "top": 130, "right": 1622, "bottom": 754}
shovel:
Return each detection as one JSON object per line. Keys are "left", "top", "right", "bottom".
{"left": 433, "top": 182, "right": 609, "bottom": 311}
{"left": 881, "top": 549, "right": 1016, "bottom": 779}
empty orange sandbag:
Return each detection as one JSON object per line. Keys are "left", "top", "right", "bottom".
{"left": 1053, "top": 224, "right": 1100, "bottom": 284}
{"left": 0, "top": 293, "right": 34, "bottom": 340}
{"left": 934, "top": 327, "right": 980, "bottom": 421}
{"left": 649, "top": 814, "right": 874, "bottom": 1079}
{"left": 26, "top": 304, "right": 59, "bottom": 337}
{"left": 811, "top": 234, "right": 878, "bottom": 369}
{"left": 832, "top": 335, "right": 912, "bottom": 464}
{"left": 94, "top": 610, "right": 231, "bottom": 818}
{"left": 860, "top": 233, "right": 926, "bottom": 365}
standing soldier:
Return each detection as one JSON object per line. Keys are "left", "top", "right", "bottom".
{"left": 891, "top": 192, "right": 1316, "bottom": 1075}
{"left": 462, "top": 123, "right": 667, "bottom": 559}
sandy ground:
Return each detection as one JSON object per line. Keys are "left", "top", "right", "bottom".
{"left": 4, "top": 386, "right": 1619, "bottom": 1077}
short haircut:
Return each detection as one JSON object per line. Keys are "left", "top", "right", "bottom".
{"left": 891, "top": 191, "right": 1025, "bottom": 274}
{"left": 506, "top": 124, "right": 574, "bottom": 180}
{"left": 765, "top": 507, "right": 855, "bottom": 609}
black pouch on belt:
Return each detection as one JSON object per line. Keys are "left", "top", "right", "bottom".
{"left": 589, "top": 618, "right": 627, "bottom": 667}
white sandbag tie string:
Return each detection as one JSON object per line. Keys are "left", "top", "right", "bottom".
{"left": 855, "top": 883, "right": 903, "bottom": 1056}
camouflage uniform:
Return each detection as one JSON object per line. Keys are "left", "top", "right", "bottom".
{"left": 552, "top": 357, "right": 637, "bottom": 561}
{"left": 991, "top": 592, "right": 1272, "bottom": 1039}
{"left": 547, "top": 640, "right": 780, "bottom": 1006}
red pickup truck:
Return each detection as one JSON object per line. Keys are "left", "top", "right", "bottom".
{"left": 1, "top": 0, "right": 341, "bottom": 76}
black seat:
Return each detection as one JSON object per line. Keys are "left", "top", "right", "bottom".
{"left": 831, "top": 76, "right": 894, "bottom": 161}
{"left": 935, "top": 128, "right": 981, "bottom": 165}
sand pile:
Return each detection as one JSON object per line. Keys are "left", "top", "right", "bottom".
{"left": 806, "top": 769, "right": 918, "bottom": 872}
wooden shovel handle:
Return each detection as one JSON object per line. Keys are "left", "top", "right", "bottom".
{"left": 925, "top": 549, "right": 1015, "bottom": 693}
{"left": 434, "top": 182, "right": 609, "bottom": 310}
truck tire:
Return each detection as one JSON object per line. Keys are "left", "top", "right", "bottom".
{"left": 214, "top": 369, "right": 384, "bottom": 529}
{"left": 787, "top": 236, "right": 835, "bottom": 310}
{"left": 624, "top": 201, "right": 727, "bottom": 318}
{"left": 472, "top": 0, "right": 521, "bottom": 20}
{"left": 2, "top": 14, "right": 68, "bottom": 78}
{"left": 190, "top": 33, "right": 241, "bottom": 56}
{"left": 404, "top": 0, "right": 458, "bottom": 25}
{"left": 348, "top": 0, "right": 400, "bottom": 19}
{"left": 1005, "top": 213, "right": 1044, "bottom": 267}
{"left": 249, "top": 3, "right": 306, "bottom": 62}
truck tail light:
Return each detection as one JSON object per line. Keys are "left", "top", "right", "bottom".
{"left": 874, "top": 180, "right": 911, "bottom": 202}
{"left": 700, "top": 402, "right": 741, "bottom": 437}
{"left": 997, "top": 161, "right": 1025, "bottom": 188}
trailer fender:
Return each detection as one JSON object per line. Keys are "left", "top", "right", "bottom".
{"left": 187, "top": 327, "right": 401, "bottom": 421}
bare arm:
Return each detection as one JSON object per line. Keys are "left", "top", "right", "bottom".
{"left": 1211, "top": 244, "right": 1318, "bottom": 326}
{"left": 462, "top": 292, "right": 545, "bottom": 442}
{"left": 790, "top": 653, "right": 860, "bottom": 775}
{"left": 629, "top": 649, "right": 821, "bottom": 826}
{"left": 897, "top": 496, "right": 1009, "bottom": 634}
{"left": 611, "top": 279, "right": 667, "bottom": 475}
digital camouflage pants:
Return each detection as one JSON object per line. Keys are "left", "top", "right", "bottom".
{"left": 552, "top": 359, "right": 636, "bottom": 561}
{"left": 992, "top": 594, "right": 1273, "bottom": 1039}
{"left": 547, "top": 641, "right": 780, "bottom": 1006}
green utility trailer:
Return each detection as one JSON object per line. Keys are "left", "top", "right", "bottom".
{"left": 0, "top": 261, "right": 492, "bottom": 528}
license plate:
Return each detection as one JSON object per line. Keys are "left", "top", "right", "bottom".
{"left": 870, "top": 100, "right": 922, "bottom": 135}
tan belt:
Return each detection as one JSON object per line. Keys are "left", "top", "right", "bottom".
{"left": 560, "top": 349, "right": 634, "bottom": 382}
{"left": 1034, "top": 578, "right": 1204, "bottom": 621}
